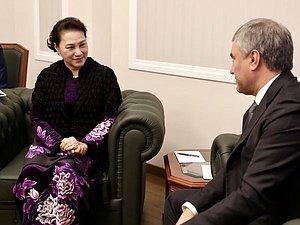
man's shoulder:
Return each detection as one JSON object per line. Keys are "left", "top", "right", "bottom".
{"left": 270, "top": 72, "right": 300, "bottom": 99}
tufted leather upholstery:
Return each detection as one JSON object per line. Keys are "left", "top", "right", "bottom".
{"left": 0, "top": 88, "right": 165, "bottom": 225}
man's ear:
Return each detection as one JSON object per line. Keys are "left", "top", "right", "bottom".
{"left": 249, "top": 50, "right": 260, "bottom": 70}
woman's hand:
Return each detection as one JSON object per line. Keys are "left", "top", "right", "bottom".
{"left": 60, "top": 137, "right": 88, "bottom": 156}
{"left": 60, "top": 137, "right": 77, "bottom": 151}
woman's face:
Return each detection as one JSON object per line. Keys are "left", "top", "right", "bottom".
{"left": 55, "top": 30, "right": 88, "bottom": 74}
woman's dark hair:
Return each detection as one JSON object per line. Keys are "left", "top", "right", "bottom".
{"left": 47, "top": 17, "right": 87, "bottom": 52}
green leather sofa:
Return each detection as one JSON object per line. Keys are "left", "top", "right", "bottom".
{"left": 0, "top": 87, "right": 165, "bottom": 225}
{"left": 210, "top": 133, "right": 300, "bottom": 225}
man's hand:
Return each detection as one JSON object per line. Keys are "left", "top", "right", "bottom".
{"left": 176, "top": 208, "right": 195, "bottom": 225}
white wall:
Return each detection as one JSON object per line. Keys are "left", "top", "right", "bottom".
{"left": 0, "top": 0, "right": 50, "bottom": 88}
{"left": 0, "top": 0, "right": 113, "bottom": 87}
{"left": 111, "top": 0, "right": 253, "bottom": 168}
{"left": 4, "top": 0, "right": 300, "bottom": 168}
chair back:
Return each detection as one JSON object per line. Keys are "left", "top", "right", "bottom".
{"left": 210, "top": 133, "right": 240, "bottom": 177}
{"left": 0, "top": 43, "right": 28, "bottom": 88}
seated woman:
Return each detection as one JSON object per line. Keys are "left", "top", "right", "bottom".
{"left": 13, "top": 17, "right": 122, "bottom": 225}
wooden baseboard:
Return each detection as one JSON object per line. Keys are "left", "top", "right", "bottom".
{"left": 146, "top": 163, "right": 165, "bottom": 178}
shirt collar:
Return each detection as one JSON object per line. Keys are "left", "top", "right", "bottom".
{"left": 255, "top": 74, "right": 280, "bottom": 105}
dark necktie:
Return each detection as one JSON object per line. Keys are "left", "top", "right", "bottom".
{"left": 247, "top": 101, "right": 258, "bottom": 125}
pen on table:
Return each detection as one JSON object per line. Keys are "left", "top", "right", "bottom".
{"left": 177, "top": 152, "right": 199, "bottom": 157}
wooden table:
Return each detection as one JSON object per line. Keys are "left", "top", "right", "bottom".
{"left": 164, "top": 149, "right": 212, "bottom": 198}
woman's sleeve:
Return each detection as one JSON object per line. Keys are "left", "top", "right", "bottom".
{"left": 31, "top": 72, "right": 63, "bottom": 153}
{"left": 81, "top": 67, "right": 122, "bottom": 152}
{"left": 81, "top": 115, "right": 116, "bottom": 149}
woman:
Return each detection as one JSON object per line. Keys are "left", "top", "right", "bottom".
{"left": 13, "top": 17, "right": 122, "bottom": 225}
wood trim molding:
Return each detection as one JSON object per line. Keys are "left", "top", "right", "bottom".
{"left": 146, "top": 163, "right": 165, "bottom": 178}
{"left": 1, "top": 43, "right": 29, "bottom": 87}
{"left": 128, "top": 0, "right": 234, "bottom": 83}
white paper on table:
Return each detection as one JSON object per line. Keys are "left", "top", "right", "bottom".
{"left": 201, "top": 164, "right": 213, "bottom": 180}
{"left": 0, "top": 90, "right": 6, "bottom": 97}
{"left": 174, "top": 151, "right": 205, "bottom": 163}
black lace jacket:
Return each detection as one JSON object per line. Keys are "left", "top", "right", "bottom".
{"left": 32, "top": 57, "right": 122, "bottom": 141}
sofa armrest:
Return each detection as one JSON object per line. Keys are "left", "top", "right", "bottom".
{"left": 88, "top": 90, "right": 165, "bottom": 225}
{"left": 210, "top": 133, "right": 240, "bottom": 177}
{"left": 9, "top": 88, "right": 34, "bottom": 144}
{"left": 109, "top": 90, "right": 165, "bottom": 161}
{"left": 9, "top": 87, "right": 33, "bottom": 108}
{"left": 107, "top": 90, "right": 165, "bottom": 195}
{"left": 0, "top": 88, "right": 32, "bottom": 170}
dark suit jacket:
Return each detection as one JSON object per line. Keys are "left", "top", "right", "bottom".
{"left": 185, "top": 71, "right": 300, "bottom": 225}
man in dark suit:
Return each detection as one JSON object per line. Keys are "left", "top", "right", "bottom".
{"left": 164, "top": 18, "right": 300, "bottom": 225}
{"left": 0, "top": 45, "right": 8, "bottom": 88}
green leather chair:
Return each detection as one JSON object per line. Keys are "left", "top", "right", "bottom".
{"left": 0, "top": 88, "right": 165, "bottom": 225}
{"left": 0, "top": 43, "right": 29, "bottom": 88}
{"left": 210, "top": 133, "right": 240, "bottom": 178}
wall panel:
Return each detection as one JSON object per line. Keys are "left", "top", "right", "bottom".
{"left": 129, "top": 0, "right": 300, "bottom": 82}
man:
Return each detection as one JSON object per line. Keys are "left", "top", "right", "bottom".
{"left": 164, "top": 18, "right": 300, "bottom": 225}
{"left": 0, "top": 45, "right": 8, "bottom": 88}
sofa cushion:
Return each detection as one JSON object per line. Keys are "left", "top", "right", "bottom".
{"left": 0, "top": 147, "right": 27, "bottom": 203}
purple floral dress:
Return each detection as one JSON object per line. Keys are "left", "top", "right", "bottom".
{"left": 13, "top": 117, "right": 114, "bottom": 225}
{"left": 13, "top": 59, "right": 121, "bottom": 225}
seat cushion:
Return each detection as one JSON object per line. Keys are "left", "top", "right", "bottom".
{"left": 282, "top": 219, "right": 300, "bottom": 225}
{"left": 0, "top": 148, "right": 27, "bottom": 203}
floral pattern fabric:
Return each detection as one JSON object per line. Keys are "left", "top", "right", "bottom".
{"left": 83, "top": 117, "right": 116, "bottom": 145}
{"left": 14, "top": 116, "right": 117, "bottom": 225}
{"left": 14, "top": 163, "right": 84, "bottom": 225}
